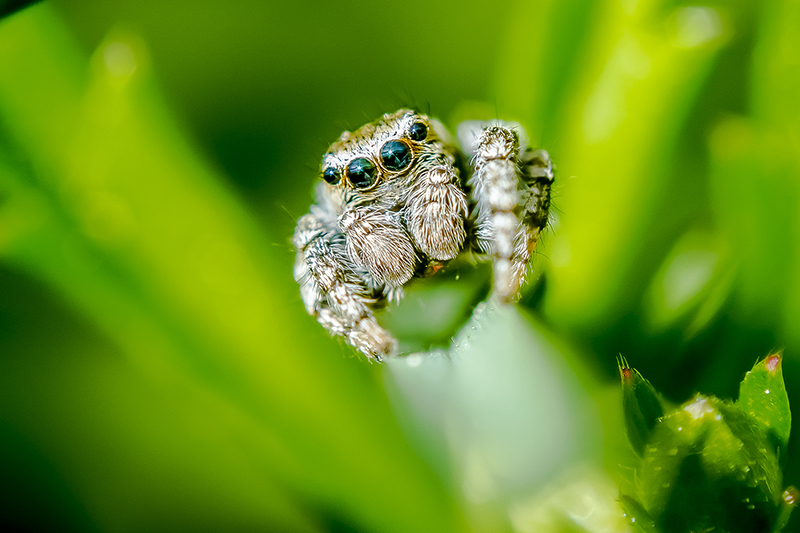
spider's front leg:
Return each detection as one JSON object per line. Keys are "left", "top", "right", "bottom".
{"left": 293, "top": 206, "right": 398, "bottom": 361}
{"left": 469, "top": 125, "right": 554, "bottom": 302}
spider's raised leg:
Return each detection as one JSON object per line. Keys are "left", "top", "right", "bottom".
{"left": 510, "top": 147, "right": 554, "bottom": 296}
{"left": 293, "top": 197, "right": 397, "bottom": 361}
{"left": 465, "top": 123, "right": 554, "bottom": 301}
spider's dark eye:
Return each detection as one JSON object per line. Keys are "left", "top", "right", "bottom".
{"left": 322, "top": 166, "right": 340, "bottom": 185}
{"left": 346, "top": 158, "right": 378, "bottom": 189}
{"left": 408, "top": 122, "right": 427, "bottom": 142}
{"left": 380, "top": 140, "right": 412, "bottom": 171}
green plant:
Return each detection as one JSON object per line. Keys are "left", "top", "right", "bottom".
{"left": 620, "top": 355, "right": 797, "bottom": 533}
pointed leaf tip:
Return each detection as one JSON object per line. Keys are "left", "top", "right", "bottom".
{"left": 620, "top": 365, "right": 633, "bottom": 383}
{"left": 618, "top": 354, "right": 632, "bottom": 382}
{"left": 766, "top": 352, "right": 781, "bottom": 373}
{"left": 784, "top": 487, "right": 798, "bottom": 507}
{"left": 619, "top": 357, "right": 665, "bottom": 456}
{"left": 775, "top": 486, "right": 799, "bottom": 532}
{"left": 738, "top": 352, "right": 791, "bottom": 454}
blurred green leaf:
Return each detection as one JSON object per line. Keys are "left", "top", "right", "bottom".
{"left": 752, "top": 1, "right": 800, "bottom": 355}
{"left": 491, "top": 0, "right": 601, "bottom": 143}
{"left": 619, "top": 495, "right": 658, "bottom": 533}
{"left": 386, "top": 303, "right": 618, "bottom": 532}
{"left": 542, "top": 1, "right": 727, "bottom": 333}
{"left": 0, "top": 0, "right": 39, "bottom": 19}
{"left": 0, "top": 6, "right": 466, "bottom": 533}
{"left": 642, "top": 228, "right": 736, "bottom": 337}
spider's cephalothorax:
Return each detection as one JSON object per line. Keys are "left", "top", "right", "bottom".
{"left": 293, "top": 109, "right": 553, "bottom": 361}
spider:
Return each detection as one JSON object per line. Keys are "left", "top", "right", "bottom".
{"left": 293, "top": 109, "right": 553, "bottom": 361}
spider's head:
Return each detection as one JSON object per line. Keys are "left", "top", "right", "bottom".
{"left": 319, "top": 109, "right": 439, "bottom": 193}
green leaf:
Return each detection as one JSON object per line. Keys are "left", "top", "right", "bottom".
{"left": 619, "top": 495, "right": 659, "bottom": 533}
{"left": 738, "top": 353, "right": 792, "bottom": 456}
{"left": 637, "top": 395, "right": 782, "bottom": 533}
{"left": 619, "top": 356, "right": 665, "bottom": 456}
{"left": 542, "top": 1, "right": 728, "bottom": 332}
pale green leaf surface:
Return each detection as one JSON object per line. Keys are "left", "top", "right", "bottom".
{"left": 386, "top": 303, "right": 621, "bottom": 532}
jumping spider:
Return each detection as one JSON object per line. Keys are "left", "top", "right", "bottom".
{"left": 293, "top": 109, "right": 553, "bottom": 361}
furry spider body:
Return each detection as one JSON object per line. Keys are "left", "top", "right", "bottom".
{"left": 293, "top": 109, "right": 553, "bottom": 361}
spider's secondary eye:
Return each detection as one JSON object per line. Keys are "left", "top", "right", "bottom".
{"left": 408, "top": 122, "right": 427, "bottom": 141}
{"left": 380, "top": 140, "right": 412, "bottom": 171}
{"left": 322, "top": 166, "right": 340, "bottom": 185}
{"left": 346, "top": 158, "right": 378, "bottom": 189}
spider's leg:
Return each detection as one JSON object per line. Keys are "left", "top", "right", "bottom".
{"left": 293, "top": 203, "right": 397, "bottom": 361}
{"left": 470, "top": 125, "right": 522, "bottom": 301}
{"left": 468, "top": 125, "right": 553, "bottom": 301}
{"left": 509, "top": 147, "right": 554, "bottom": 296}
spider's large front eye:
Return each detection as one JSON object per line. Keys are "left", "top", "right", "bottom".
{"left": 322, "top": 166, "right": 340, "bottom": 185}
{"left": 346, "top": 158, "right": 378, "bottom": 189}
{"left": 409, "top": 122, "right": 427, "bottom": 141}
{"left": 380, "top": 140, "right": 412, "bottom": 171}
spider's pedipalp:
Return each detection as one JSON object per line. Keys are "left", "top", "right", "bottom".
{"left": 339, "top": 206, "right": 416, "bottom": 287}
{"left": 293, "top": 195, "right": 397, "bottom": 360}
{"left": 406, "top": 163, "right": 468, "bottom": 261}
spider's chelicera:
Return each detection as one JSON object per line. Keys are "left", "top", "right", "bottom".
{"left": 293, "top": 109, "right": 554, "bottom": 361}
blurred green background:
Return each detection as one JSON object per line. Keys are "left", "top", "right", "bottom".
{"left": 1, "top": 0, "right": 799, "bottom": 531}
